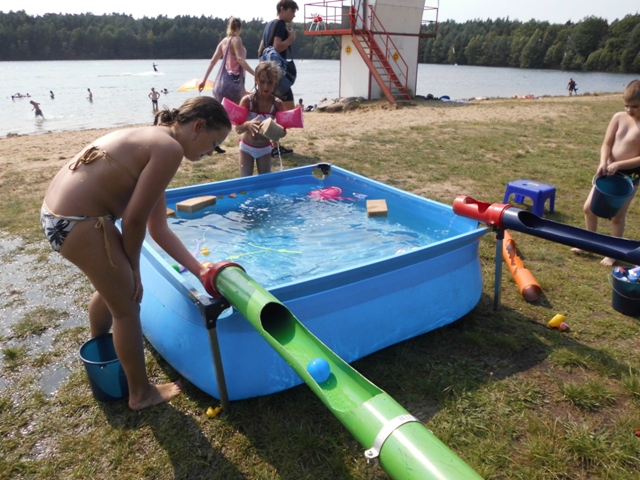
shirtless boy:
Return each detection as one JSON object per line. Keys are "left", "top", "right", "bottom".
{"left": 30, "top": 100, "right": 44, "bottom": 118}
{"left": 572, "top": 80, "right": 640, "bottom": 266}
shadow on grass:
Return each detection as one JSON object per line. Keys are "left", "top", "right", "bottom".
{"left": 143, "top": 286, "right": 635, "bottom": 479}
{"left": 97, "top": 388, "right": 248, "bottom": 479}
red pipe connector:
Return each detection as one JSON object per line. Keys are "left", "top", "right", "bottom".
{"left": 452, "top": 195, "right": 511, "bottom": 228}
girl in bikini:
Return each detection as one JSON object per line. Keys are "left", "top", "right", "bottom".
{"left": 41, "top": 96, "right": 231, "bottom": 410}
{"left": 236, "top": 61, "right": 287, "bottom": 176}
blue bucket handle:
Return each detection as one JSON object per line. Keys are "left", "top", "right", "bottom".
{"left": 592, "top": 172, "right": 634, "bottom": 191}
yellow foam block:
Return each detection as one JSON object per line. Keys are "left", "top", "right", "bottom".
{"left": 166, "top": 207, "right": 175, "bottom": 217}
{"left": 176, "top": 195, "right": 217, "bottom": 213}
{"left": 366, "top": 199, "right": 388, "bottom": 217}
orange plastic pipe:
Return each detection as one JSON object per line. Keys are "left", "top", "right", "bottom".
{"left": 502, "top": 230, "right": 542, "bottom": 301}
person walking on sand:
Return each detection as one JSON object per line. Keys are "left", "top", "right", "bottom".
{"left": 199, "top": 17, "right": 255, "bottom": 105}
{"left": 40, "top": 96, "right": 231, "bottom": 410}
{"left": 258, "top": 0, "right": 299, "bottom": 158}
{"left": 567, "top": 78, "right": 577, "bottom": 96}
{"left": 199, "top": 17, "right": 255, "bottom": 155}
{"left": 571, "top": 80, "right": 640, "bottom": 266}
{"left": 87, "top": 88, "right": 93, "bottom": 102}
{"left": 148, "top": 87, "right": 161, "bottom": 112}
{"left": 30, "top": 100, "right": 44, "bottom": 119}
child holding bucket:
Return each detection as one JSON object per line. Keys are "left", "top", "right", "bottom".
{"left": 235, "top": 61, "right": 288, "bottom": 176}
{"left": 572, "top": 80, "right": 640, "bottom": 266}
{"left": 41, "top": 97, "right": 231, "bottom": 410}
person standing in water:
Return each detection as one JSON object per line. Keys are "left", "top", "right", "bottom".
{"left": 50, "top": 91, "right": 55, "bottom": 100}
{"left": 148, "top": 87, "right": 161, "bottom": 112}
{"left": 153, "top": 63, "right": 158, "bottom": 72}
{"left": 87, "top": 88, "right": 93, "bottom": 102}
{"left": 30, "top": 100, "right": 44, "bottom": 119}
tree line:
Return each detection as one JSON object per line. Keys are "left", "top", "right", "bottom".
{"left": 1, "top": 11, "right": 639, "bottom": 73}
{"left": 420, "top": 15, "right": 640, "bottom": 73}
{"left": 0, "top": 11, "right": 339, "bottom": 61}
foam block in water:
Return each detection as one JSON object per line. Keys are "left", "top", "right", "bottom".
{"left": 367, "top": 199, "right": 388, "bottom": 217}
{"left": 176, "top": 196, "right": 217, "bottom": 213}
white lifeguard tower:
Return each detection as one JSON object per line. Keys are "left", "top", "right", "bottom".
{"left": 304, "top": 1, "right": 439, "bottom": 103}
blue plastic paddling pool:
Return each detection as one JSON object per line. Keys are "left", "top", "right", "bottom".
{"left": 139, "top": 164, "right": 487, "bottom": 400}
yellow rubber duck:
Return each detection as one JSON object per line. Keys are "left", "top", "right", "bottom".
{"left": 201, "top": 246, "right": 211, "bottom": 256}
{"left": 206, "top": 406, "right": 222, "bottom": 418}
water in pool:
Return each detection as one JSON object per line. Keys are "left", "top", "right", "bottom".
{"left": 148, "top": 183, "right": 452, "bottom": 289}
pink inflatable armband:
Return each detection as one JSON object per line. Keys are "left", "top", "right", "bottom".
{"left": 221, "top": 97, "right": 249, "bottom": 125}
{"left": 275, "top": 106, "right": 304, "bottom": 129}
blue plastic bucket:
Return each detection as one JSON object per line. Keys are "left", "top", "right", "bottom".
{"left": 590, "top": 174, "right": 634, "bottom": 219}
{"left": 79, "top": 333, "right": 129, "bottom": 402}
{"left": 610, "top": 274, "right": 640, "bottom": 316}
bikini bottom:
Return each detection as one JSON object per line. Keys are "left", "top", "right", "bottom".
{"left": 40, "top": 203, "right": 117, "bottom": 267}
{"left": 239, "top": 140, "right": 272, "bottom": 159}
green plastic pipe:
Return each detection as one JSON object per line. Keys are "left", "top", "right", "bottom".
{"left": 205, "top": 262, "right": 482, "bottom": 480}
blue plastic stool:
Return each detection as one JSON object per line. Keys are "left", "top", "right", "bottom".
{"left": 503, "top": 179, "right": 556, "bottom": 217}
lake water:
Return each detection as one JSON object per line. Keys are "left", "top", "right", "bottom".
{"left": 1, "top": 59, "right": 637, "bottom": 137}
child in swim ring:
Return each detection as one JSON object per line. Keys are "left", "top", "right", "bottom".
{"left": 235, "top": 61, "right": 287, "bottom": 176}
{"left": 41, "top": 96, "right": 231, "bottom": 410}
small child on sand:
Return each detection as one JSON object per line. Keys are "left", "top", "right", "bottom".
{"left": 571, "top": 80, "right": 640, "bottom": 266}
{"left": 235, "top": 61, "right": 287, "bottom": 176}
{"left": 30, "top": 100, "right": 44, "bottom": 118}
{"left": 41, "top": 97, "right": 231, "bottom": 410}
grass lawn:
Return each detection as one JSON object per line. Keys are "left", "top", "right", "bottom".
{"left": 1, "top": 93, "right": 640, "bottom": 479}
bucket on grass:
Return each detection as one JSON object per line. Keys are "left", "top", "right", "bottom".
{"left": 610, "top": 274, "right": 640, "bottom": 316}
{"left": 590, "top": 174, "right": 634, "bottom": 219}
{"left": 79, "top": 333, "right": 128, "bottom": 402}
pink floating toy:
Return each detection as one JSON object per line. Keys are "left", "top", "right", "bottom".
{"left": 308, "top": 186, "right": 355, "bottom": 201}
{"left": 221, "top": 97, "right": 249, "bottom": 125}
{"left": 275, "top": 106, "right": 304, "bottom": 129}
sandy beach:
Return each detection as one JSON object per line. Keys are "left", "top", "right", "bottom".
{"left": 0, "top": 94, "right": 611, "bottom": 202}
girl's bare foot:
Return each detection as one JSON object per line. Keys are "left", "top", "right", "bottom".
{"left": 570, "top": 247, "right": 584, "bottom": 254}
{"left": 129, "top": 380, "right": 182, "bottom": 410}
{"left": 600, "top": 256, "right": 616, "bottom": 267}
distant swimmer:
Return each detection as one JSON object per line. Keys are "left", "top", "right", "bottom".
{"left": 50, "top": 90, "right": 55, "bottom": 99}
{"left": 87, "top": 88, "right": 93, "bottom": 102}
{"left": 148, "top": 87, "right": 161, "bottom": 111}
{"left": 153, "top": 63, "right": 158, "bottom": 72}
{"left": 162, "top": 88, "right": 169, "bottom": 94}
{"left": 30, "top": 100, "right": 44, "bottom": 119}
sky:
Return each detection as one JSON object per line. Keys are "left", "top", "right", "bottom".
{"left": 1, "top": 0, "right": 638, "bottom": 25}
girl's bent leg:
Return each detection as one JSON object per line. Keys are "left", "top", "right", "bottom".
{"left": 88, "top": 292, "right": 112, "bottom": 337}
{"left": 60, "top": 220, "right": 181, "bottom": 409}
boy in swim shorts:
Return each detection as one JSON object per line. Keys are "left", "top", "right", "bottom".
{"left": 571, "top": 80, "right": 640, "bottom": 266}
{"left": 30, "top": 100, "right": 44, "bottom": 118}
